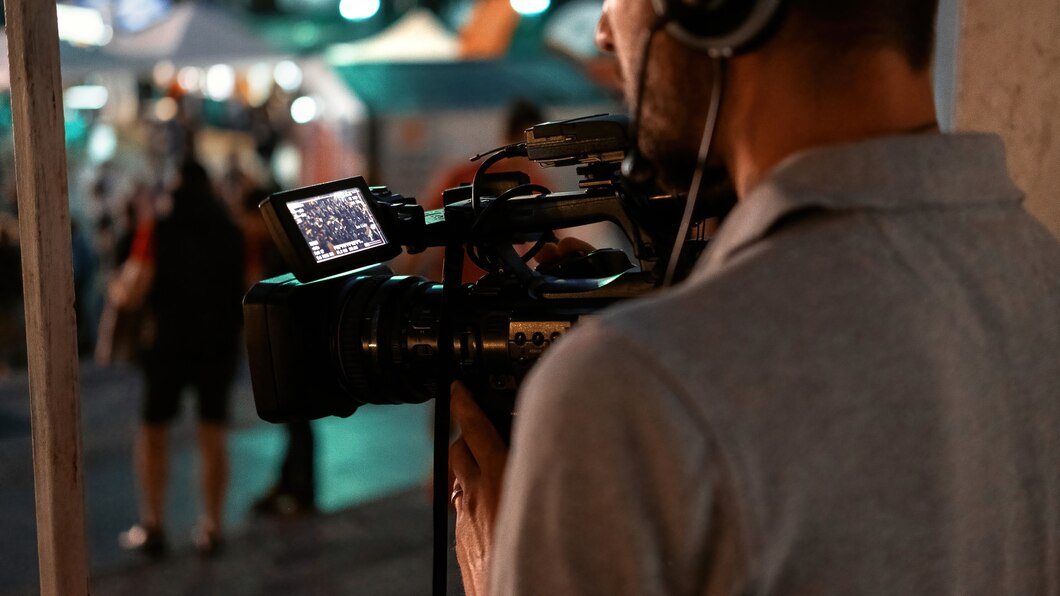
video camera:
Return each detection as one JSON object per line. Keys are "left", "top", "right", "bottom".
{"left": 243, "top": 114, "right": 731, "bottom": 439}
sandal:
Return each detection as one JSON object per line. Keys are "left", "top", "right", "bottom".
{"left": 191, "top": 525, "right": 225, "bottom": 558}
{"left": 118, "top": 524, "right": 168, "bottom": 559}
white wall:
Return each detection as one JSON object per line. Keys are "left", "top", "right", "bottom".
{"left": 953, "top": 0, "right": 1060, "bottom": 238}
{"left": 934, "top": 0, "right": 961, "bottom": 131}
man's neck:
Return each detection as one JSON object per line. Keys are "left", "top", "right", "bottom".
{"left": 718, "top": 48, "right": 939, "bottom": 199}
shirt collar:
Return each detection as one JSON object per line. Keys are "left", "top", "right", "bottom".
{"left": 698, "top": 132, "right": 1024, "bottom": 273}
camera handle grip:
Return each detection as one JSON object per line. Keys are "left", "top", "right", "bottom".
{"left": 495, "top": 244, "right": 656, "bottom": 300}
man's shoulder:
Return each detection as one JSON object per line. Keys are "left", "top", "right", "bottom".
{"left": 526, "top": 208, "right": 922, "bottom": 399}
{"left": 521, "top": 244, "right": 794, "bottom": 414}
{"left": 590, "top": 216, "right": 846, "bottom": 354}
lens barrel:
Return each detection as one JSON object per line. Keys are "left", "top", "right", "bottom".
{"left": 337, "top": 275, "right": 443, "bottom": 407}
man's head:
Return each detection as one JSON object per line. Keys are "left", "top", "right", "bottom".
{"left": 779, "top": 2, "right": 939, "bottom": 71}
{"left": 596, "top": 0, "right": 941, "bottom": 192}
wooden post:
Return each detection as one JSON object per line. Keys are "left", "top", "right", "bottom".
{"left": 4, "top": 1, "right": 91, "bottom": 595}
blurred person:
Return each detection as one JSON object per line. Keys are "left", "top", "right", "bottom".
{"left": 448, "top": 0, "right": 1060, "bottom": 595}
{"left": 218, "top": 152, "right": 256, "bottom": 217}
{"left": 70, "top": 219, "right": 98, "bottom": 357}
{"left": 113, "top": 159, "right": 245, "bottom": 557}
{"left": 0, "top": 165, "right": 23, "bottom": 375}
{"left": 241, "top": 187, "right": 318, "bottom": 517}
{"left": 0, "top": 209, "right": 22, "bottom": 376}
{"left": 95, "top": 184, "right": 158, "bottom": 366}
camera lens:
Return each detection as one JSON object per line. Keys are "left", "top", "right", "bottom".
{"left": 336, "top": 275, "right": 443, "bottom": 407}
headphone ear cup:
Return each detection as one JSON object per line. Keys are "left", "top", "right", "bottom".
{"left": 655, "top": 0, "right": 787, "bottom": 56}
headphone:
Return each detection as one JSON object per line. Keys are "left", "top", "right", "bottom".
{"left": 623, "top": 0, "right": 788, "bottom": 188}
{"left": 649, "top": 0, "right": 788, "bottom": 56}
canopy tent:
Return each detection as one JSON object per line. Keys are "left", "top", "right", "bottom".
{"left": 329, "top": 57, "right": 612, "bottom": 114}
{"left": 251, "top": 12, "right": 386, "bottom": 56}
{"left": 104, "top": 2, "right": 284, "bottom": 67}
{"left": 325, "top": 9, "right": 459, "bottom": 65}
{"left": 0, "top": 30, "right": 135, "bottom": 87}
{"left": 2, "top": 4, "right": 284, "bottom": 87}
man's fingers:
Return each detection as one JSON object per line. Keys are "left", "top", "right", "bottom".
{"left": 451, "top": 382, "right": 508, "bottom": 472}
{"left": 535, "top": 243, "right": 560, "bottom": 264}
{"left": 449, "top": 436, "right": 479, "bottom": 487}
{"left": 535, "top": 236, "right": 597, "bottom": 265}
{"left": 556, "top": 236, "right": 596, "bottom": 255}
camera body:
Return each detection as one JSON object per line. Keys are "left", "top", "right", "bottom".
{"left": 243, "top": 115, "right": 727, "bottom": 438}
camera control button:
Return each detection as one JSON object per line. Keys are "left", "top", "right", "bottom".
{"left": 550, "top": 332, "right": 562, "bottom": 343}
{"left": 531, "top": 332, "right": 546, "bottom": 346}
{"left": 513, "top": 332, "right": 527, "bottom": 346}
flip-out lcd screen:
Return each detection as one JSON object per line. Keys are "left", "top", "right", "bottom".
{"left": 286, "top": 187, "right": 388, "bottom": 264}
{"left": 260, "top": 176, "right": 401, "bottom": 282}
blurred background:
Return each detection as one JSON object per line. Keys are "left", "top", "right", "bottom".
{"left": 0, "top": 0, "right": 1019, "bottom": 593}
{"left": 0, "top": 1, "right": 623, "bottom": 593}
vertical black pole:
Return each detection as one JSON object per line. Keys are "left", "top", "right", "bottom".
{"left": 432, "top": 379, "right": 451, "bottom": 596}
{"left": 434, "top": 243, "right": 465, "bottom": 595}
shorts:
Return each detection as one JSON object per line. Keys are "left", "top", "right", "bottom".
{"left": 142, "top": 348, "right": 238, "bottom": 425}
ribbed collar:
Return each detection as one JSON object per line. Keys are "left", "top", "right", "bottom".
{"left": 698, "top": 132, "right": 1023, "bottom": 274}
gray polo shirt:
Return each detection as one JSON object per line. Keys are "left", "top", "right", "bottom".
{"left": 492, "top": 133, "right": 1060, "bottom": 595}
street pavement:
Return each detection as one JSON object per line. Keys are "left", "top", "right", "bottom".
{"left": 0, "top": 362, "right": 463, "bottom": 595}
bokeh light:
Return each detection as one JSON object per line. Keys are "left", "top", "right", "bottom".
{"left": 510, "top": 0, "right": 550, "bottom": 15}
{"left": 339, "top": 0, "right": 381, "bottom": 21}
{"left": 205, "top": 65, "right": 236, "bottom": 101}
{"left": 273, "top": 61, "right": 304, "bottom": 93}
{"left": 290, "top": 96, "right": 320, "bottom": 124}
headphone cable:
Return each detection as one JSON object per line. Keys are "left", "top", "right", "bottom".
{"left": 663, "top": 56, "right": 727, "bottom": 287}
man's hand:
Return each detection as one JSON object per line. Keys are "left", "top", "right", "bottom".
{"left": 449, "top": 381, "right": 509, "bottom": 596}
{"left": 534, "top": 236, "right": 597, "bottom": 266}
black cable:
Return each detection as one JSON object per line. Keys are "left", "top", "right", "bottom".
{"left": 466, "top": 242, "right": 494, "bottom": 274}
{"left": 471, "top": 183, "right": 551, "bottom": 232}
{"left": 463, "top": 145, "right": 539, "bottom": 274}
{"left": 520, "top": 231, "right": 557, "bottom": 264}
{"left": 470, "top": 143, "right": 526, "bottom": 215}
{"left": 467, "top": 183, "right": 552, "bottom": 275}
{"left": 663, "top": 56, "right": 727, "bottom": 287}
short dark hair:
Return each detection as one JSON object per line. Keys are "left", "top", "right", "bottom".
{"left": 787, "top": 0, "right": 940, "bottom": 70}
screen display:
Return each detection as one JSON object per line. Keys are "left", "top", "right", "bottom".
{"left": 286, "top": 187, "right": 388, "bottom": 264}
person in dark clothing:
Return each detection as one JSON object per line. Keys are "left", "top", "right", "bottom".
{"left": 0, "top": 210, "right": 23, "bottom": 373}
{"left": 115, "top": 160, "right": 245, "bottom": 557}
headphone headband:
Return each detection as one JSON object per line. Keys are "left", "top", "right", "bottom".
{"left": 650, "top": 0, "right": 787, "bottom": 56}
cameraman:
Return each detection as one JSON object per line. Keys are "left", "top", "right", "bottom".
{"left": 449, "top": 1, "right": 1060, "bottom": 595}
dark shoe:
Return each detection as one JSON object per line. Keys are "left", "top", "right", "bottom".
{"left": 118, "top": 524, "right": 168, "bottom": 559}
{"left": 191, "top": 525, "right": 224, "bottom": 558}
{"left": 252, "top": 488, "right": 317, "bottom": 518}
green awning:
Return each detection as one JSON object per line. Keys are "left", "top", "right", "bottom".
{"left": 332, "top": 58, "right": 612, "bottom": 114}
